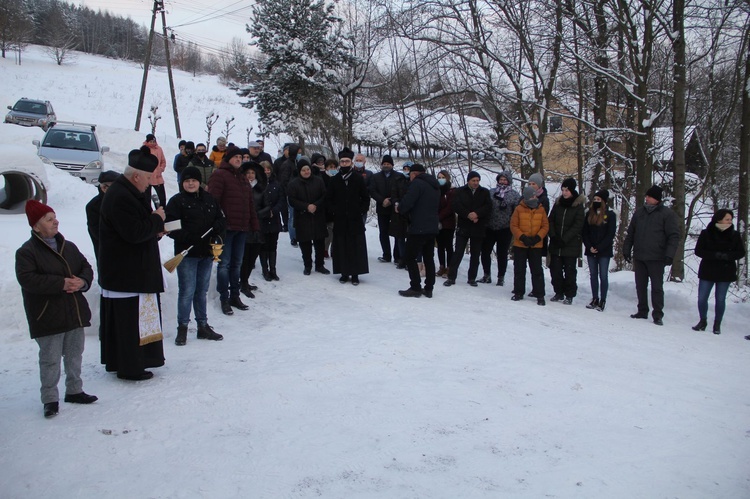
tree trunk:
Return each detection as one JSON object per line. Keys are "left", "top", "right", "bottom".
{"left": 738, "top": 27, "right": 750, "bottom": 283}
{"left": 670, "top": 0, "right": 686, "bottom": 282}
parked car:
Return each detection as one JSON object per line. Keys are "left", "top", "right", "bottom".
{"left": 32, "top": 122, "right": 109, "bottom": 184}
{"left": 5, "top": 98, "right": 57, "bottom": 130}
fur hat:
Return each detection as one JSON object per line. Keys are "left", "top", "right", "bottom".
{"left": 128, "top": 146, "right": 159, "bottom": 172}
{"left": 646, "top": 185, "right": 663, "bottom": 202}
{"left": 338, "top": 147, "right": 355, "bottom": 160}
{"left": 467, "top": 171, "right": 481, "bottom": 182}
{"left": 26, "top": 200, "right": 55, "bottom": 227}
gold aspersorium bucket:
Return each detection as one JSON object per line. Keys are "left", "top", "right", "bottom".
{"left": 210, "top": 236, "right": 224, "bottom": 262}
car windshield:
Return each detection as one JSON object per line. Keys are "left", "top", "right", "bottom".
{"left": 43, "top": 130, "right": 98, "bottom": 151}
{"left": 13, "top": 101, "right": 47, "bottom": 115}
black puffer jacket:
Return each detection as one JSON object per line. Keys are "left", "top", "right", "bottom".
{"left": 548, "top": 193, "right": 587, "bottom": 257}
{"left": 260, "top": 173, "right": 285, "bottom": 234}
{"left": 623, "top": 203, "right": 680, "bottom": 262}
{"left": 165, "top": 187, "right": 226, "bottom": 258}
{"left": 287, "top": 174, "right": 328, "bottom": 241}
{"left": 695, "top": 223, "right": 744, "bottom": 282}
{"left": 16, "top": 232, "right": 93, "bottom": 339}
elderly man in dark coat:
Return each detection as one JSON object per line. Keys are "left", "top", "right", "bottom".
{"left": 395, "top": 164, "right": 441, "bottom": 298}
{"left": 327, "top": 147, "right": 370, "bottom": 285}
{"left": 99, "top": 146, "right": 166, "bottom": 381}
{"left": 369, "top": 154, "right": 399, "bottom": 263}
{"left": 623, "top": 185, "right": 680, "bottom": 326}
{"left": 444, "top": 171, "right": 492, "bottom": 287}
{"left": 287, "top": 157, "right": 330, "bottom": 275}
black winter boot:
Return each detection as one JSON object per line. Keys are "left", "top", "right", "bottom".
{"left": 197, "top": 323, "right": 223, "bottom": 341}
{"left": 692, "top": 319, "right": 707, "bottom": 331}
{"left": 269, "top": 251, "right": 280, "bottom": 281}
{"left": 175, "top": 324, "right": 188, "bottom": 346}
{"left": 713, "top": 321, "right": 721, "bottom": 335}
{"left": 259, "top": 251, "right": 272, "bottom": 281}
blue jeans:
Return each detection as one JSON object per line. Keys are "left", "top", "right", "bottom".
{"left": 216, "top": 230, "right": 247, "bottom": 302}
{"left": 697, "top": 279, "right": 730, "bottom": 323}
{"left": 288, "top": 202, "right": 297, "bottom": 241}
{"left": 587, "top": 255, "right": 610, "bottom": 301}
{"left": 177, "top": 256, "right": 213, "bottom": 325}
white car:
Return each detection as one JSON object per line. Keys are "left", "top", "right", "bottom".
{"left": 32, "top": 122, "right": 109, "bottom": 183}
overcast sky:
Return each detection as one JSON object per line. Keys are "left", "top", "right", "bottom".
{"left": 72, "top": 0, "right": 255, "bottom": 59}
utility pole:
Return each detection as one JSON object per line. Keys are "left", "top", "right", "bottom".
{"left": 134, "top": 0, "right": 182, "bottom": 138}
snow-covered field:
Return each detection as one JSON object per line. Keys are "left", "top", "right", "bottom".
{"left": 1, "top": 47, "right": 749, "bottom": 498}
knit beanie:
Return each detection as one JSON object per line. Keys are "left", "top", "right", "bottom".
{"left": 181, "top": 166, "right": 202, "bottom": 183}
{"left": 382, "top": 154, "right": 394, "bottom": 165}
{"left": 222, "top": 146, "right": 243, "bottom": 164}
{"left": 645, "top": 185, "right": 663, "bottom": 202}
{"left": 467, "top": 171, "right": 481, "bottom": 182}
{"left": 528, "top": 173, "right": 544, "bottom": 187}
{"left": 522, "top": 186, "right": 539, "bottom": 208}
{"left": 26, "top": 200, "right": 54, "bottom": 227}
{"left": 561, "top": 178, "right": 577, "bottom": 192}
{"left": 595, "top": 189, "right": 610, "bottom": 203}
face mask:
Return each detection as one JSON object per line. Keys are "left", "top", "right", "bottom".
{"left": 196, "top": 151, "right": 206, "bottom": 157}
{"left": 326, "top": 169, "right": 338, "bottom": 177}
{"left": 296, "top": 153, "right": 302, "bottom": 161}
{"left": 438, "top": 178, "right": 446, "bottom": 186}
{"left": 354, "top": 161, "right": 364, "bottom": 168}
{"left": 339, "top": 166, "right": 351, "bottom": 174}
{"left": 592, "top": 201, "right": 601, "bottom": 209}
{"left": 715, "top": 222, "right": 731, "bottom": 231}
{"left": 250, "top": 179, "right": 258, "bottom": 187}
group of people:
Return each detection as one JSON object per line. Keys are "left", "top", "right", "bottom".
{"left": 14, "top": 137, "right": 745, "bottom": 419}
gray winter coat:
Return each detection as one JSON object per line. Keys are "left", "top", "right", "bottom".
{"left": 623, "top": 203, "right": 680, "bottom": 262}
{"left": 487, "top": 172, "right": 522, "bottom": 230}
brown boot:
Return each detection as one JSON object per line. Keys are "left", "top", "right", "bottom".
{"left": 436, "top": 265, "right": 447, "bottom": 277}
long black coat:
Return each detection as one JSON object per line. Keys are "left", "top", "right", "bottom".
{"left": 85, "top": 191, "right": 104, "bottom": 260}
{"left": 98, "top": 175, "right": 165, "bottom": 293}
{"left": 399, "top": 173, "right": 440, "bottom": 235}
{"left": 165, "top": 188, "right": 226, "bottom": 258}
{"left": 389, "top": 174, "right": 410, "bottom": 238}
{"left": 452, "top": 184, "right": 492, "bottom": 237}
{"left": 582, "top": 209, "right": 617, "bottom": 258}
{"left": 259, "top": 175, "right": 285, "bottom": 234}
{"left": 287, "top": 174, "right": 328, "bottom": 242}
{"left": 695, "top": 223, "right": 744, "bottom": 282}
{"left": 327, "top": 171, "right": 370, "bottom": 237}
{"left": 16, "top": 232, "right": 93, "bottom": 339}
{"left": 548, "top": 193, "right": 587, "bottom": 258}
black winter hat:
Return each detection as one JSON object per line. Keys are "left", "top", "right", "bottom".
{"left": 97, "top": 170, "right": 119, "bottom": 184}
{"left": 382, "top": 154, "right": 394, "bottom": 165}
{"left": 561, "top": 177, "right": 577, "bottom": 192}
{"left": 128, "top": 146, "right": 159, "bottom": 172}
{"left": 181, "top": 166, "right": 202, "bottom": 183}
{"left": 467, "top": 171, "right": 480, "bottom": 182}
{"left": 223, "top": 146, "right": 243, "bottom": 164}
{"left": 646, "top": 185, "right": 663, "bottom": 202}
{"left": 595, "top": 189, "right": 610, "bottom": 203}
{"left": 338, "top": 147, "right": 354, "bottom": 160}
{"left": 185, "top": 141, "right": 195, "bottom": 151}
{"left": 297, "top": 156, "right": 311, "bottom": 168}
{"left": 410, "top": 163, "right": 426, "bottom": 173}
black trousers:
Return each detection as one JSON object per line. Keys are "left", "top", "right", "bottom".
{"left": 448, "top": 231, "right": 483, "bottom": 281}
{"left": 634, "top": 259, "right": 666, "bottom": 320}
{"left": 405, "top": 234, "right": 436, "bottom": 291}
{"left": 299, "top": 239, "right": 325, "bottom": 268}
{"left": 436, "top": 228, "right": 454, "bottom": 267}
{"left": 481, "top": 228, "right": 513, "bottom": 278}
{"left": 241, "top": 243, "right": 261, "bottom": 284}
{"left": 549, "top": 254, "right": 578, "bottom": 298}
{"left": 513, "top": 246, "right": 545, "bottom": 297}
{"left": 377, "top": 212, "right": 396, "bottom": 260}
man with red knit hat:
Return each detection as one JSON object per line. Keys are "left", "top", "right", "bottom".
{"left": 16, "top": 200, "right": 97, "bottom": 417}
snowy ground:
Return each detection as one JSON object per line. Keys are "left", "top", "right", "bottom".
{"left": 1, "top": 47, "right": 749, "bottom": 498}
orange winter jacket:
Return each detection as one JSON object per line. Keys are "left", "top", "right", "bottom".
{"left": 510, "top": 200, "right": 549, "bottom": 248}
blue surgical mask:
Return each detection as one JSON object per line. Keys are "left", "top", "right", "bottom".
{"left": 354, "top": 161, "right": 364, "bottom": 168}
{"left": 326, "top": 169, "right": 338, "bottom": 177}
{"left": 438, "top": 178, "right": 446, "bottom": 186}
{"left": 296, "top": 153, "right": 302, "bottom": 161}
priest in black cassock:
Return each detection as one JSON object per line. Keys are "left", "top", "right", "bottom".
{"left": 327, "top": 147, "right": 370, "bottom": 285}
{"left": 98, "top": 146, "right": 166, "bottom": 381}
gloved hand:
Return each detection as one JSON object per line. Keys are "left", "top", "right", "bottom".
{"left": 665, "top": 256, "right": 673, "bottom": 265}
{"left": 530, "top": 235, "right": 541, "bottom": 246}
{"left": 519, "top": 235, "right": 533, "bottom": 247}
{"left": 715, "top": 252, "right": 728, "bottom": 260}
